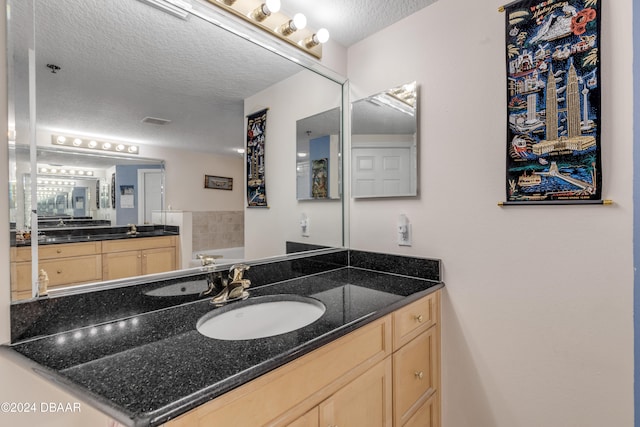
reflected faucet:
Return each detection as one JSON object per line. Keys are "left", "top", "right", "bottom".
{"left": 201, "top": 264, "right": 251, "bottom": 306}
{"left": 57, "top": 218, "right": 65, "bottom": 226}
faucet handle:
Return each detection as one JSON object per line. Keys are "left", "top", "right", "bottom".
{"left": 229, "top": 263, "right": 250, "bottom": 282}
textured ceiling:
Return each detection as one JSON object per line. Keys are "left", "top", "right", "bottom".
{"left": 283, "top": 0, "right": 439, "bottom": 47}
{"left": 11, "top": 0, "right": 436, "bottom": 158}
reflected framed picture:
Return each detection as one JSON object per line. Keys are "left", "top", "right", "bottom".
{"left": 205, "top": 175, "right": 233, "bottom": 191}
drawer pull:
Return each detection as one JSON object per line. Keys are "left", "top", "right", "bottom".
{"left": 414, "top": 371, "right": 424, "bottom": 380}
{"left": 415, "top": 314, "right": 424, "bottom": 323}
{"left": 56, "top": 249, "right": 62, "bottom": 254}
{"left": 56, "top": 269, "right": 62, "bottom": 274}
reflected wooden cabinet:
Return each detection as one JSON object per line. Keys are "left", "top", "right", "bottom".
{"left": 165, "top": 290, "right": 441, "bottom": 427}
{"left": 10, "top": 242, "right": 102, "bottom": 300}
{"left": 10, "top": 236, "right": 179, "bottom": 299}
{"left": 102, "top": 236, "right": 177, "bottom": 281}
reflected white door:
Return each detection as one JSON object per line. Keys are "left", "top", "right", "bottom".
{"left": 138, "top": 170, "right": 162, "bottom": 224}
{"left": 351, "top": 147, "right": 411, "bottom": 197}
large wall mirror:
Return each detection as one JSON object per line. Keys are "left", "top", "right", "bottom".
{"left": 351, "top": 81, "right": 418, "bottom": 198}
{"left": 7, "top": 0, "right": 345, "bottom": 302}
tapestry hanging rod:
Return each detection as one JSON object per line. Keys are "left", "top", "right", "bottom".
{"left": 498, "top": 0, "right": 524, "bottom": 12}
{"left": 498, "top": 200, "right": 613, "bottom": 207}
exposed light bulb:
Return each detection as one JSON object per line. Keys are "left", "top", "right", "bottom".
{"left": 251, "top": 0, "right": 280, "bottom": 21}
{"left": 280, "top": 12, "right": 306, "bottom": 35}
{"left": 56, "top": 136, "right": 66, "bottom": 144}
{"left": 72, "top": 138, "right": 82, "bottom": 146}
{"left": 116, "top": 144, "right": 125, "bottom": 152}
{"left": 293, "top": 13, "right": 307, "bottom": 30}
{"left": 102, "top": 142, "right": 112, "bottom": 150}
{"left": 316, "top": 28, "right": 330, "bottom": 43}
{"left": 304, "top": 28, "right": 330, "bottom": 49}
{"left": 265, "top": 0, "right": 280, "bottom": 13}
{"left": 88, "top": 140, "right": 98, "bottom": 148}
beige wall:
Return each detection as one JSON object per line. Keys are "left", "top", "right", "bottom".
{"left": 347, "top": 1, "right": 634, "bottom": 426}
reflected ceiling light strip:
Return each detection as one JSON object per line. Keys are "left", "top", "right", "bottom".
{"left": 135, "top": 0, "right": 191, "bottom": 20}
{"left": 51, "top": 135, "right": 139, "bottom": 155}
{"left": 207, "top": 0, "right": 328, "bottom": 59}
{"left": 38, "top": 166, "right": 95, "bottom": 177}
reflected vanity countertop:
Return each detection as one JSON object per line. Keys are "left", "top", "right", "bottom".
{"left": 11, "top": 225, "right": 179, "bottom": 247}
{"left": 4, "top": 267, "right": 443, "bottom": 427}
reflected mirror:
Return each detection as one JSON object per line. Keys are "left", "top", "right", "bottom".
{"left": 7, "top": 0, "right": 344, "bottom": 302}
{"left": 296, "top": 108, "right": 341, "bottom": 200}
{"left": 351, "top": 81, "right": 418, "bottom": 198}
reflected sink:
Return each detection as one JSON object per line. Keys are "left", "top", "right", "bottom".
{"left": 144, "top": 280, "right": 209, "bottom": 297}
{"left": 196, "top": 295, "right": 326, "bottom": 340}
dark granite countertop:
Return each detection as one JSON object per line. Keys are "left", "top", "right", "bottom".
{"left": 12, "top": 225, "right": 179, "bottom": 247}
{"left": 4, "top": 266, "right": 442, "bottom": 427}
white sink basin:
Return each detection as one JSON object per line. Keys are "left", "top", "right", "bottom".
{"left": 196, "top": 295, "right": 326, "bottom": 340}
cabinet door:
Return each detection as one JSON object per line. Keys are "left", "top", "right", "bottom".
{"left": 404, "top": 391, "right": 439, "bottom": 427}
{"left": 319, "top": 358, "right": 392, "bottom": 427}
{"left": 102, "top": 250, "right": 142, "bottom": 280}
{"left": 142, "top": 247, "right": 176, "bottom": 275}
{"left": 286, "top": 407, "right": 319, "bottom": 427}
{"left": 393, "top": 326, "right": 438, "bottom": 426}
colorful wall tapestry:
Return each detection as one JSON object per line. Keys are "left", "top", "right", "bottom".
{"left": 311, "top": 158, "right": 329, "bottom": 199}
{"left": 246, "top": 109, "right": 268, "bottom": 207}
{"left": 504, "top": 0, "right": 601, "bottom": 203}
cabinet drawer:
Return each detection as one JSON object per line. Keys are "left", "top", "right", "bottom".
{"left": 13, "top": 255, "right": 103, "bottom": 290}
{"left": 40, "top": 255, "right": 102, "bottom": 287}
{"left": 102, "top": 236, "right": 175, "bottom": 253}
{"left": 39, "top": 242, "right": 102, "bottom": 259}
{"left": 393, "top": 326, "right": 437, "bottom": 426}
{"left": 13, "top": 242, "right": 102, "bottom": 261}
{"left": 393, "top": 291, "right": 438, "bottom": 350}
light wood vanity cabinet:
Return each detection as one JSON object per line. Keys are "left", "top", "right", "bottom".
{"left": 102, "top": 236, "right": 177, "bottom": 281}
{"left": 392, "top": 291, "right": 440, "bottom": 427}
{"left": 10, "top": 242, "right": 102, "bottom": 300}
{"left": 165, "top": 289, "right": 441, "bottom": 427}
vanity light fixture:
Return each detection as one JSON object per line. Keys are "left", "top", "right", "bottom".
{"left": 205, "top": 0, "right": 328, "bottom": 59}
{"left": 51, "top": 134, "right": 139, "bottom": 155}
{"left": 135, "top": 0, "right": 191, "bottom": 20}
{"left": 39, "top": 166, "right": 94, "bottom": 177}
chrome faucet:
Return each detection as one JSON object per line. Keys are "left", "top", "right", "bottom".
{"left": 201, "top": 264, "right": 251, "bottom": 306}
